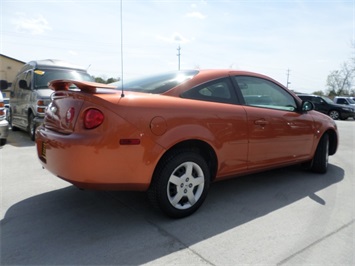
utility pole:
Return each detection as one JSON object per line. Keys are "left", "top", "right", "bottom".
{"left": 177, "top": 45, "right": 181, "bottom": 70}
{"left": 286, "top": 69, "right": 291, "bottom": 88}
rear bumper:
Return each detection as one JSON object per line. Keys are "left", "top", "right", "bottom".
{"left": 35, "top": 126, "right": 163, "bottom": 191}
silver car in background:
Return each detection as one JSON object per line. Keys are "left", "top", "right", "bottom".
{"left": 0, "top": 81, "right": 9, "bottom": 145}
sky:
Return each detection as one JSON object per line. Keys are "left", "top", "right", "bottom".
{"left": 1, "top": 0, "right": 354, "bottom": 93}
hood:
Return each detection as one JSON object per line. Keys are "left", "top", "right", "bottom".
{"left": 35, "top": 88, "right": 53, "bottom": 99}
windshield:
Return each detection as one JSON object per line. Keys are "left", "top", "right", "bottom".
{"left": 34, "top": 69, "right": 93, "bottom": 89}
{"left": 347, "top": 98, "right": 355, "bottom": 104}
{"left": 113, "top": 70, "right": 199, "bottom": 94}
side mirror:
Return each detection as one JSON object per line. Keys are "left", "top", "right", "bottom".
{"left": 302, "top": 101, "right": 314, "bottom": 112}
{"left": 19, "top": 80, "right": 28, "bottom": 89}
{"left": 0, "top": 80, "right": 9, "bottom": 91}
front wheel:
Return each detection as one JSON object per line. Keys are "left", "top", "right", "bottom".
{"left": 328, "top": 110, "right": 340, "bottom": 120}
{"left": 28, "top": 113, "right": 36, "bottom": 141}
{"left": 148, "top": 150, "right": 210, "bottom": 218}
{"left": 311, "top": 133, "right": 329, "bottom": 174}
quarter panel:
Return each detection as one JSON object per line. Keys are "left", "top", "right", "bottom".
{"left": 128, "top": 98, "right": 251, "bottom": 178}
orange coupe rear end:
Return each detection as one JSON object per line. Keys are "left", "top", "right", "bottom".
{"left": 36, "top": 69, "right": 338, "bottom": 217}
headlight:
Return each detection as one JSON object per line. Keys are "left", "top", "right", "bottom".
{"left": 36, "top": 99, "right": 51, "bottom": 114}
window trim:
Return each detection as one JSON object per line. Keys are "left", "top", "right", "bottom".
{"left": 180, "top": 77, "right": 239, "bottom": 105}
{"left": 232, "top": 75, "right": 298, "bottom": 112}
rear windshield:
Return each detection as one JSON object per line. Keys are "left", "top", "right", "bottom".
{"left": 113, "top": 70, "right": 199, "bottom": 94}
{"left": 34, "top": 69, "right": 93, "bottom": 89}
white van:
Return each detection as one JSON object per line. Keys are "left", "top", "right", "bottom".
{"left": 7, "top": 59, "right": 93, "bottom": 140}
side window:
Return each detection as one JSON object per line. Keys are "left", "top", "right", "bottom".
{"left": 16, "top": 71, "right": 32, "bottom": 90}
{"left": 300, "top": 96, "right": 310, "bottom": 101}
{"left": 181, "top": 78, "right": 237, "bottom": 104}
{"left": 316, "top": 97, "right": 323, "bottom": 104}
{"left": 234, "top": 76, "right": 297, "bottom": 111}
{"left": 337, "top": 99, "right": 347, "bottom": 104}
{"left": 14, "top": 72, "right": 26, "bottom": 94}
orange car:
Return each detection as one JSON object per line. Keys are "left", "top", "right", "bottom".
{"left": 36, "top": 69, "right": 338, "bottom": 218}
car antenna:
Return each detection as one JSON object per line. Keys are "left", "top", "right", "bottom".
{"left": 120, "top": 0, "right": 125, "bottom": 98}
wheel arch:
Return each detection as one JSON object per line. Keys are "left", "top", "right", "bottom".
{"left": 27, "top": 107, "right": 35, "bottom": 119}
{"left": 154, "top": 139, "right": 218, "bottom": 182}
{"left": 326, "top": 129, "right": 338, "bottom": 156}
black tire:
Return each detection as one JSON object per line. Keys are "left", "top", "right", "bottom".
{"left": 5, "top": 107, "right": 10, "bottom": 122}
{"left": 148, "top": 150, "right": 210, "bottom": 218}
{"left": 0, "top": 138, "right": 6, "bottom": 146}
{"left": 311, "top": 133, "right": 329, "bottom": 174}
{"left": 328, "top": 110, "right": 340, "bottom": 120}
{"left": 28, "top": 113, "right": 36, "bottom": 141}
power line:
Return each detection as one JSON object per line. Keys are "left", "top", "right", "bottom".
{"left": 286, "top": 68, "right": 291, "bottom": 88}
{"left": 177, "top": 45, "right": 181, "bottom": 70}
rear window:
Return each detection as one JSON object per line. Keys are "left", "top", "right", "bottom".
{"left": 114, "top": 70, "right": 199, "bottom": 94}
{"left": 298, "top": 95, "right": 310, "bottom": 101}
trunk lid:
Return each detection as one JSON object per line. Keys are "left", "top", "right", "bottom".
{"left": 43, "top": 79, "right": 118, "bottom": 134}
{"left": 44, "top": 91, "right": 85, "bottom": 134}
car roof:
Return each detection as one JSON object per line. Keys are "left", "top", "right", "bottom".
{"left": 24, "top": 59, "right": 87, "bottom": 71}
{"left": 296, "top": 94, "right": 319, "bottom": 97}
{"left": 197, "top": 69, "right": 276, "bottom": 79}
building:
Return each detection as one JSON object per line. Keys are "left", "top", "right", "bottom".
{"left": 0, "top": 54, "right": 26, "bottom": 97}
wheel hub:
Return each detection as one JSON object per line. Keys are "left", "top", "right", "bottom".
{"left": 167, "top": 161, "right": 205, "bottom": 210}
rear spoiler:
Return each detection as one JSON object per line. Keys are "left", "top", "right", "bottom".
{"left": 49, "top": 79, "right": 116, "bottom": 93}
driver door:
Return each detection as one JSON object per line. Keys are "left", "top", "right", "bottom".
{"left": 233, "top": 76, "right": 315, "bottom": 170}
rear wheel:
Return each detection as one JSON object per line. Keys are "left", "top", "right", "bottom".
{"left": 311, "top": 133, "right": 329, "bottom": 174}
{"left": 328, "top": 110, "right": 340, "bottom": 120}
{"left": 148, "top": 150, "right": 210, "bottom": 218}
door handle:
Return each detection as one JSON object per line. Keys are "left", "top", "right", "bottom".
{"left": 254, "top": 119, "right": 269, "bottom": 126}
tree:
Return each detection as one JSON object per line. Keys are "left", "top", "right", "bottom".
{"left": 312, "top": 90, "right": 324, "bottom": 96}
{"left": 106, "top": 77, "right": 119, "bottom": 84}
{"left": 94, "top": 77, "right": 106, "bottom": 83}
{"left": 93, "top": 77, "right": 120, "bottom": 84}
{"left": 326, "top": 62, "right": 355, "bottom": 96}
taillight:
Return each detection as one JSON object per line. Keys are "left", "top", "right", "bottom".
{"left": 84, "top": 109, "right": 104, "bottom": 129}
{"left": 0, "top": 102, "right": 4, "bottom": 116}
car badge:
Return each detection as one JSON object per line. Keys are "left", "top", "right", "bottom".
{"left": 66, "top": 107, "right": 75, "bottom": 124}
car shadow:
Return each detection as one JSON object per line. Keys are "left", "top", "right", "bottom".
{"left": 1, "top": 164, "right": 344, "bottom": 265}
{"left": 4, "top": 130, "right": 35, "bottom": 147}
